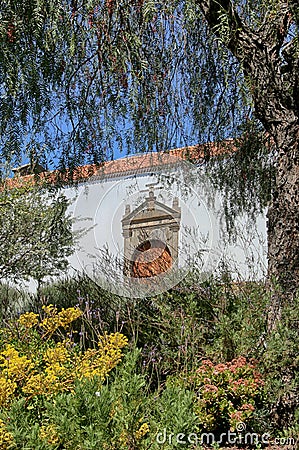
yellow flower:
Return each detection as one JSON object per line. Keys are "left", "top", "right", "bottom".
{"left": 40, "top": 305, "right": 82, "bottom": 336}
{"left": 22, "top": 373, "right": 45, "bottom": 396}
{"left": 98, "top": 332, "right": 128, "bottom": 352}
{"left": 42, "top": 305, "right": 57, "bottom": 316}
{"left": 0, "top": 344, "right": 33, "bottom": 381}
{"left": 57, "top": 307, "right": 82, "bottom": 328}
{"left": 23, "top": 366, "right": 71, "bottom": 397}
{"left": 76, "top": 333, "right": 128, "bottom": 381}
{"left": 0, "top": 377, "right": 16, "bottom": 407}
{"left": 44, "top": 343, "right": 69, "bottom": 365}
{"left": 23, "top": 373, "right": 57, "bottom": 396}
{"left": 40, "top": 317, "right": 60, "bottom": 335}
{"left": 118, "top": 430, "right": 129, "bottom": 446}
{"left": 0, "top": 419, "right": 14, "bottom": 449}
{"left": 18, "top": 312, "right": 39, "bottom": 329}
{"left": 0, "top": 313, "right": 128, "bottom": 404}
{"left": 135, "top": 423, "right": 150, "bottom": 440}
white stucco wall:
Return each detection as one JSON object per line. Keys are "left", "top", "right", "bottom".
{"left": 62, "top": 159, "right": 267, "bottom": 296}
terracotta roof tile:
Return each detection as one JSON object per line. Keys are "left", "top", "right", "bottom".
{"left": 3, "top": 142, "right": 234, "bottom": 189}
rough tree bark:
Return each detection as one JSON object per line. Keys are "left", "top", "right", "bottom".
{"left": 197, "top": 0, "right": 299, "bottom": 324}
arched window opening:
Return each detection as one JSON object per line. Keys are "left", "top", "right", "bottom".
{"left": 130, "top": 239, "right": 172, "bottom": 278}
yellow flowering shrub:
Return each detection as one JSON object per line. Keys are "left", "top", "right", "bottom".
{"left": 0, "top": 419, "right": 14, "bottom": 449}
{"left": 77, "top": 333, "right": 128, "bottom": 380}
{"left": 40, "top": 305, "right": 82, "bottom": 336}
{"left": 18, "top": 312, "right": 39, "bottom": 329}
{"left": 21, "top": 333, "right": 128, "bottom": 397}
{"left": 0, "top": 377, "right": 16, "bottom": 408}
{"left": 55, "top": 307, "right": 83, "bottom": 328}
{"left": 0, "top": 305, "right": 132, "bottom": 448}
{"left": 43, "top": 342, "right": 69, "bottom": 365}
{"left": 22, "top": 371, "right": 69, "bottom": 397}
{"left": 0, "top": 345, "right": 33, "bottom": 381}
{"left": 0, "top": 306, "right": 128, "bottom": 403}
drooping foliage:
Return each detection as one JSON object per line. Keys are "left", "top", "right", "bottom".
{"left": 1, "top": 0, "right": 297, "bottom": 204}
{"left": 0, "top": 1, "right": 254, "bottom": 166}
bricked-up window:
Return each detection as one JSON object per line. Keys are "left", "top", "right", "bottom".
{"left": 130, "top": 239, "right": 172, "bottom": 278}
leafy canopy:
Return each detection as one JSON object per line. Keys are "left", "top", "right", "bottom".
{"left": 0, "top": 183, "right": 74, "bottom": 283}
{"left": 0, "top": 0, "right": 298, "bottom": 216}
{"left": 0, "top": 1, "right": 262, "bottom": 163}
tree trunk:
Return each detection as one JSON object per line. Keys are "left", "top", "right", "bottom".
{"left": 198, "top": 0, "right": 299, "bottom": 326}
{"left": 267, "top": 127, "right": 299, "bottom": 328}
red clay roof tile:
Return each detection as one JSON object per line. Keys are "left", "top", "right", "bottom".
{"left": 3, "top": 142, "right": 233, "bottom": 189}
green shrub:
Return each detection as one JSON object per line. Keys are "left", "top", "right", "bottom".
{"left": 0, "top": 306, "right": 128, "bottom": 449}
{"left": 187, "top": 356, "right": 265, "bottom": 434}
{"left": 261, "top": 294, "right": 299, "bottom": 433}
{"left": 8, "top": 271, "right": 297, "bottom": 443}
{"left": 0, "top": 282, "right": 33, "bottom": 323}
